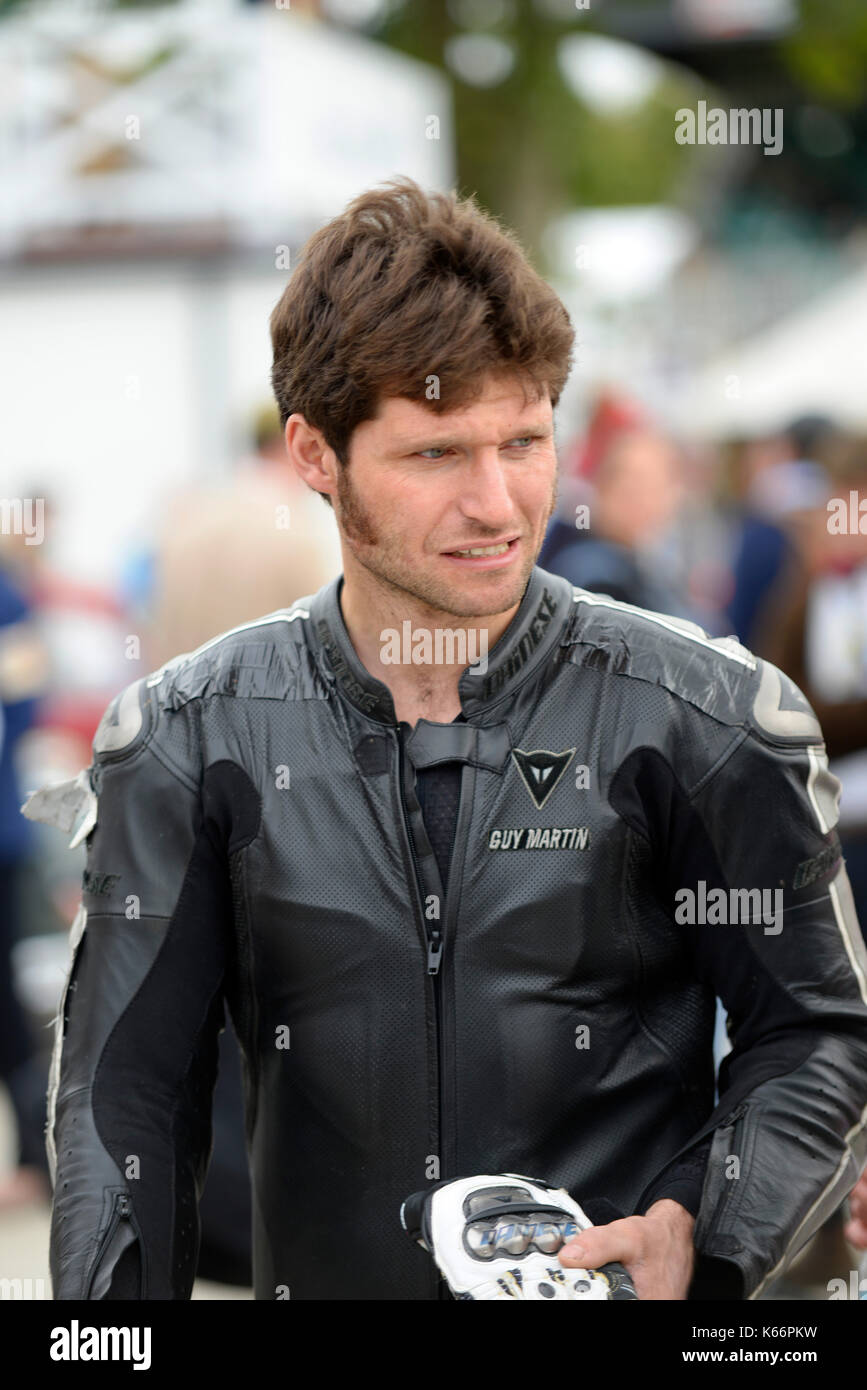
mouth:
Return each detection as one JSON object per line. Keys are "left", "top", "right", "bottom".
{"left": 441, "top": 536, "right": 521, "bottom": 569}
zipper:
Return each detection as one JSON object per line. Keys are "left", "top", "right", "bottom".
{"left": 697, "top": 1102, "right": 751, "bottom": 1248}
{"left": 426, "top": 928, "right": 443, "bottom": 975}
{"left": 83, "top": 1190, "right": 138, "bottom": 1299}
{"left": 394, "top": 726, "right": 450, "bottom": 1299}
{"left": 394, "top": 726, "right": 479, "bottom": 1299}
{"left": 634, "top": 1101, "right": 748, "bottom": 1216}
{"left": 436, "top": 759, "right": 475, "bottom": 1180}
{"left": 394, "top": 727, "right": 444, "bottom": 1137}
{"left": 396, "top": 729, "right": 444, "bottom": 978}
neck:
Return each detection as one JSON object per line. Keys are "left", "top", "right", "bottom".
{"left": 338, "top": 557, "right": 523, "bottom": 725}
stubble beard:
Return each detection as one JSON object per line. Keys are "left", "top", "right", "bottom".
{"left": 336, "top": 460, "right": 559, "bottom": 621}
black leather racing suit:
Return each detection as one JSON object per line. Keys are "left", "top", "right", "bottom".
{"left": 34, "top": 566, "right": 867, "bottom": 1299}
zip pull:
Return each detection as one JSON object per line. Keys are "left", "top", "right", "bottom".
{"left": 427, "top": 930, "right": 443, "bottom": 975}
{"left": 117, "top": 1193, "right": 132, "bottom": 1217}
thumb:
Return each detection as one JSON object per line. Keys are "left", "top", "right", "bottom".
{"left": 559, "top": 1217, "right": 633, "bottom": 1270}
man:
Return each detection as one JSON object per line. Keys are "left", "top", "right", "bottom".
{"left": 31, "top": 177, "right": 867, "bottom": 1301}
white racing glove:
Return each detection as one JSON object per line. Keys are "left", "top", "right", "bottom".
{"left": 400, "top": 1173, "right": 639, "bottom": 1300}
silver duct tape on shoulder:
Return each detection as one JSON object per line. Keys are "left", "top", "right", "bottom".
{"left": 20, "top": 767, "right": 98, "bottom": 848}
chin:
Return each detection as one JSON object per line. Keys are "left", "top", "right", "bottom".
{"left": 429, "top": 569, "right": 531, "bottom": 619}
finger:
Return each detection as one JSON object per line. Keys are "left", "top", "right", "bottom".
{"left": 844, "top": 1215, "right": 867, "bottom": 1250}
{"left": 850, "top": 1197, "right": 867, "bottom": 1225}
{"left": 848, "top": 1198, "right": 867, "bottom": 1228}
{"left": 558, "top": 1218, "right": 640, "bottom": 1270}
{"left": 850, "top": 1181, "right": 867, "bottom": 1214}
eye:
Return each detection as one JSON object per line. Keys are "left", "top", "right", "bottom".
{"left": 414, "top": 437, "right": 537, "bottom": 459}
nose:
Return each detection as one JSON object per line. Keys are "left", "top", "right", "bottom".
{"left": 456, "top": 448, "right": 518, "bottom": 529}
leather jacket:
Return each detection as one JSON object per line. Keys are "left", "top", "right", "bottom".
{"left": 32, "top": 566, "right": 867, "bottom": 1299}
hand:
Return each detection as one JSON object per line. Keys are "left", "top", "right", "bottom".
{"left": 558, "top": 1198, "right": 696, "bottom": 1300}
{"left": 844, "top": 1164, "right": 867, "bottom": 1250}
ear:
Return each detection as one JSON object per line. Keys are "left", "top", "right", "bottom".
{"left": 284, "top": 414, "right": 339, "bottom": 505}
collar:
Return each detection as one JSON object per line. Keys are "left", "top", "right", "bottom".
{"left": 309, "top": 565, "right": 572, "bottom": 725}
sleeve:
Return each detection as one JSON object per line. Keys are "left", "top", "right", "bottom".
{"left": 43, "top": 676, "right": 234, "bottom": 1299}
{"left": 640, "top": 1136, "right": 713, "bottom": 1219}
{"left": 635, "top": 657, "right": 867, "bottom": 1298}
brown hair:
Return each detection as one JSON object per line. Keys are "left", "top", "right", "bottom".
{"left": 269, "top": 176, "right": 575, "bottom": 506}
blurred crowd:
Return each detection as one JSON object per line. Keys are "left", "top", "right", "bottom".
{"left": 1, "top": 394, "right": 865, "bottom": 1295}
{"left": 540, "top": 394, "right": 867, "bottom": 926}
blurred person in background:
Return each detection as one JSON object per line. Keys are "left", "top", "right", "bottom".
{"left": 757, "top": 433, "right": 867, "bottom": 935}
{"left": 539, "top": 393, "right": 721, "bottom": 630}
{"left": 721, "top": 416, "right": 833, "bottom": 651}
{"left": 0, "top": 544, "right": 51, "bottom": 1208}
{"left": 143, "top": 402, "right": 342, "bottom": 670}
{"left": 754, "top": 433, "right": 867, "bottom": 1291}
{"left": 3, "top": 487, "right": 134, "bottom": 770}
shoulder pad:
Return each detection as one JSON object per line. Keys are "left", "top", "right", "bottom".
{"left": 20, "top": 677, "right": 155, "bottom": 846}
{"left": 92, "top": 675, "right": 154, "bottom": 759}
{"left": 747, "top": 656, "right": 823, "bottom": 745}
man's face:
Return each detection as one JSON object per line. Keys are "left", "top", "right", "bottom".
{"left": 334, "top": 373, "right": 559, "bottom": 619}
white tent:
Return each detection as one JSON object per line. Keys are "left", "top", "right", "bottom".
{"left": 0, "top": 1, "right": 453, "bottom": 582}
{"left": 0, "top": 1, "right": 452, "bottom": 253}
{"left": 672, "top": 261, "right": 867, "bottom": 438}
